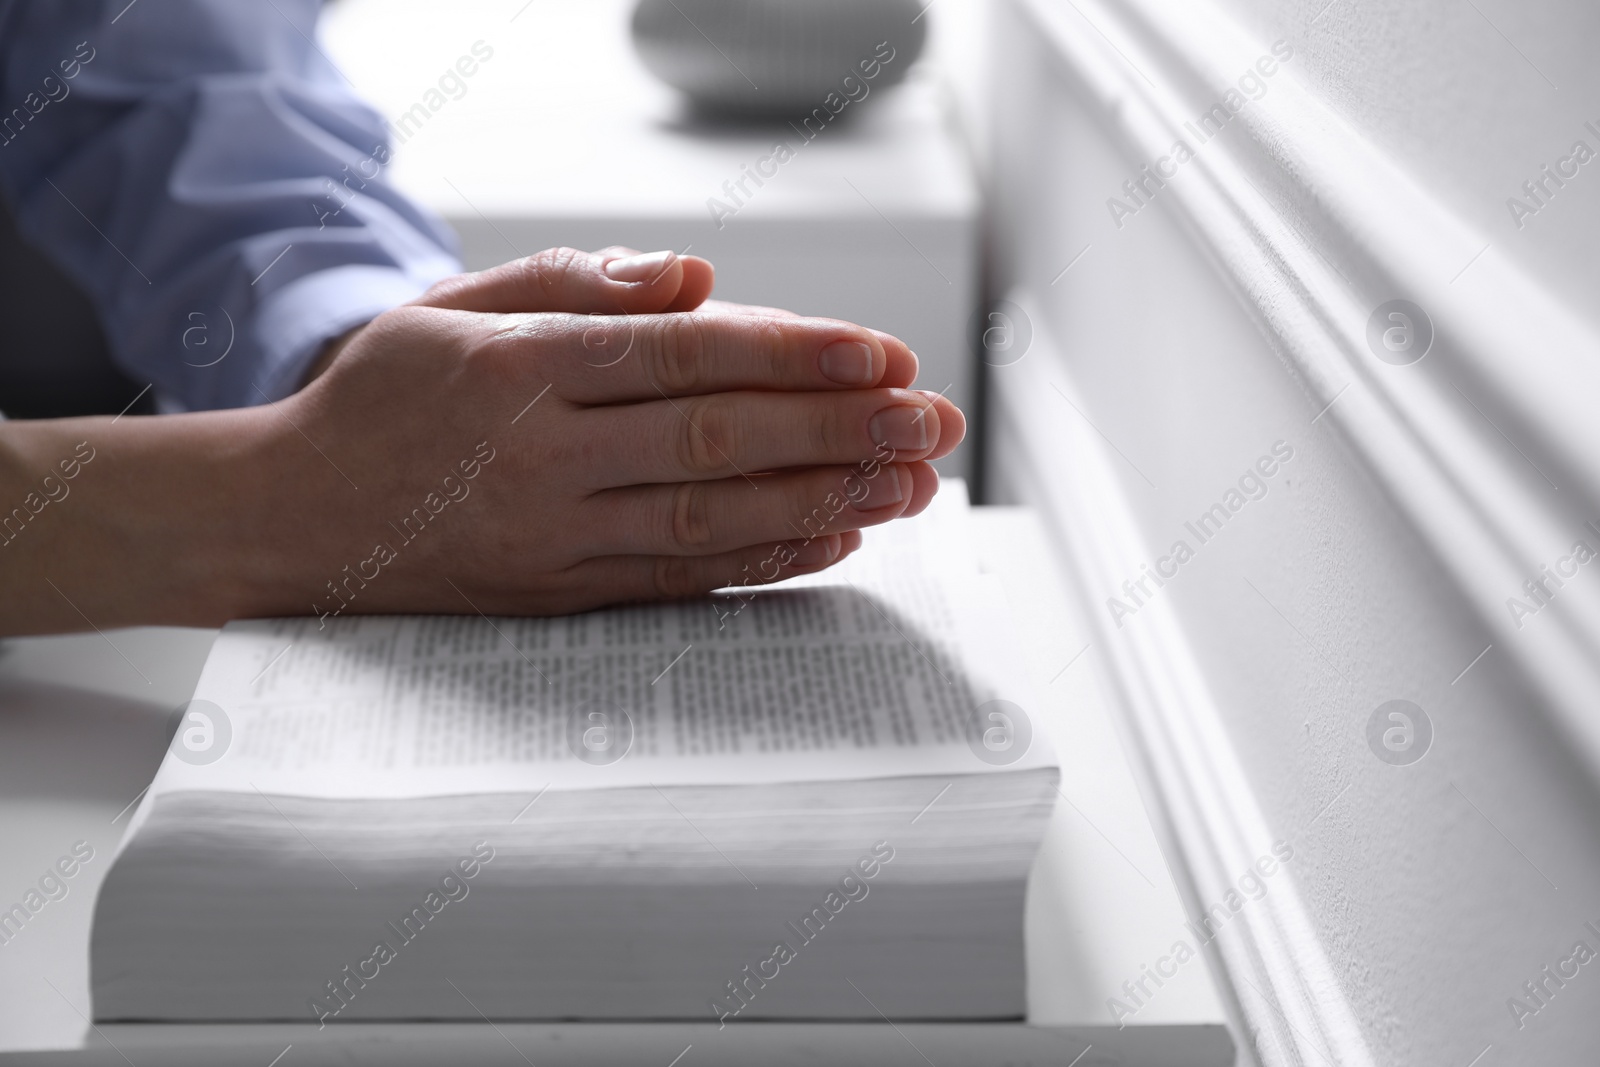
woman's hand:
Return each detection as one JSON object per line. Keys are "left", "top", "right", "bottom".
{"left": 271, "top": 247, "right": 962, "bottom": 618}
{"left": 0, "top": 248, "right": 964, "bottom": 634}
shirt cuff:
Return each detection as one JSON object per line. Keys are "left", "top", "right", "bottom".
{"left": 250, "top": 259, "right": 459, "bottom": 403}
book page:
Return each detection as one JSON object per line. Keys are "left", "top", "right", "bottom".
{"left": 149, "top": 485, "right": 1056, "bottom": 800}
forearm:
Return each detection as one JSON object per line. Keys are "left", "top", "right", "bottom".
{"left": 0, "top": 410, "right": 287, "bottom": 635}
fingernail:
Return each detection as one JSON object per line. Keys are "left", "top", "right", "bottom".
{"left": 869, "top": 405, "right": 929, "bottom": 451}
{"left": 857, "top": 464, "right": 904, "bottom": 509}
{"left": 819, "top": 340, "right": 874, "bottom": 384}
{"left": 604, "top": 249, "right": 676, "bottom": 282}
{"left": 792, "top": 534, "right": 841, "bottom": 566}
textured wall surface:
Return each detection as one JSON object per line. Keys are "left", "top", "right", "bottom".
{"left": 1217, "top": 0, "right": 1600, "bottom": 334}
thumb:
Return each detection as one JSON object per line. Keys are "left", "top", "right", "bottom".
{"left": 412, "top": 246, "right": 715, "bottom": 315}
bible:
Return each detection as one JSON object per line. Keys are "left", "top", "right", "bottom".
{"left": 90, "top": 485, "right": 1059, "bottom": 1024}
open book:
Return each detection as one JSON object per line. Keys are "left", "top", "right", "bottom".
{"left": 90, "top": 485, "right": 1059, "bottom": 1024}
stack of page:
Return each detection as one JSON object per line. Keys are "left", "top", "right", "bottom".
{"left": 91, "top": 484, "right": 1060, "bottom": 1024}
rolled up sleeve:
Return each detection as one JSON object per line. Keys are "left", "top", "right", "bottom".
{"left": 0, "top": 0, "right": 461, "bottom": 410}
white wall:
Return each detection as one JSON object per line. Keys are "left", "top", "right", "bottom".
{"left": 1218, "top": 0, "right": 1600, "bottom": 334}
{"left": 983, "top": 0, "right": 1600, "bottom": 1063}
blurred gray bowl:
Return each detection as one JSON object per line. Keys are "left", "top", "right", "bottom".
{"left": 631, "top": 0, "right": 927, "bottom": 117}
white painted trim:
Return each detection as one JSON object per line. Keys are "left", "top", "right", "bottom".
{"left": 1009, "top": 0, "right": 1600, "bottom": 785}
{"left": 989, "top": 309, "right": 1376, "bottom": 1066}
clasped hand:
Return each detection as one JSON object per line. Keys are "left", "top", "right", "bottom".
{"left": 0, "top": 247, "right": 962, "bottom": 634}
{"left": 266, "top": 246, "right": 963, "bottom": 618}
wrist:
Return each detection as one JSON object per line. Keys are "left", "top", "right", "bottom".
{"left": 0, "top": 408, "right": 289, "bottom": 633}
{"left": 300, "top": 324, "right": 367, "bottom": 388}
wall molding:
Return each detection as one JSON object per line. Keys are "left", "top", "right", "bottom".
{"left": 1010, "top": 0, "right": 1600, "bottom": 788}
{"left": 989, "top": 310, "right": 1375, "bottom": 1067}
{"left": 992, "top": 0, "right": 1600, "bottom": 1062}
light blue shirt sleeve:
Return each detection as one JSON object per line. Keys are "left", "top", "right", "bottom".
{"left": 0, "top": 0, "right": 463, "bottom": 410}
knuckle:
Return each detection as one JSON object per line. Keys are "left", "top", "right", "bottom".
{"left": 368, "top": 302, "right": 435, "bottom": 335}
{"left": 749, "top": 318, "right": 796, "bottom": 379}
{"left": 673, "top": 395, "right": 736, "bottom": 477}
{"left": 667, "top": 480, "right": 715, "bottom": 551}
{"left": 415, "top": 276, "right": 459, "bottom": 306}
{"left": 368, "top": 304, "right": 470, "bottom": 360}
{"left": 476, "top": 317, "right": 537, "bottom": 368}
{"left": 652, "top": 553, "right": 706, "bottom": 599}
{"left": 567, "top": 312, "right": 633, "bottom": 365}
{"left": 651, "top": 315, "right": 710, "bottom": 394}
{"left": 811, "top": 402, "right": 845, "bottom": 458}
{"left": 523, "top": 247, "right": 583, "bottom": 293}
